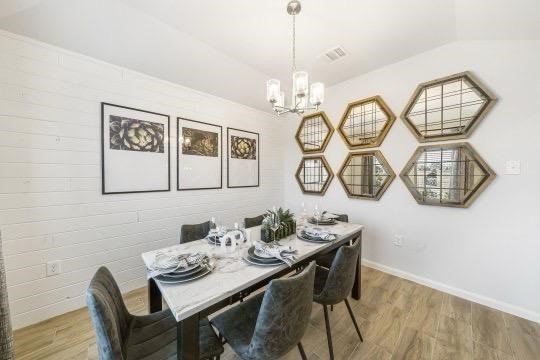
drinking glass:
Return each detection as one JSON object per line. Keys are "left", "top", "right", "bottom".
{"left": 313, "top": 204, "right": 321, "bottom": 227}
{"left": 270, "top": 212, "right": 280, "bottom": 245}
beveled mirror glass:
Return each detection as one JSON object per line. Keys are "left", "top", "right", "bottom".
{"left": 295, "top": 112, "right": 333, "bottom": 153}
{"left": 337, "top": 96, "right": 396, "bottom": 149}
{"left": 338, "top": 150, "right": 395, "bottom": 200}
{"left": 401, "top": 72, "right": 496, "bottom": 142}
{"left": 295, "top": 155, "right": 333, "bottom": 195}
{"left": 400, "top": 143, "right": 495, "bottom": 208}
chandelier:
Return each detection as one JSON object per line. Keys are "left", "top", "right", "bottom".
{"left": 266, "top": 0, "right": 324, "bottom": 116}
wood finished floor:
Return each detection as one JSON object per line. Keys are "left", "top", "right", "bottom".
{"left": 13, "top": 266, "right": 540, "bottom": 360}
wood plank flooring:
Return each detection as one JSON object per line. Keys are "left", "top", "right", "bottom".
{"left": 13, "top": 266, "right": 540, "bottom": 359}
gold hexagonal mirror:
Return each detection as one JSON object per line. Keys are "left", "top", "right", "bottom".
{"left": 338, "top": 150, "right": 395, "bottom": 200}
{"left": 295, "top": 155, "right": 333, "bottom": 195}
{"left": 400, "top": 143, "right": 495, "bottom": 208}
{"left": 295, "top": 112, "right": 334, "bottom": 153}
{"left": 401, "top": 71, "right": 497, "bottom": 142}
{"left": 338, "top": 95, "right": 396, "bottom": 149}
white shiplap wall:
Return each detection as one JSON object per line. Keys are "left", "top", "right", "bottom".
{"left": 0, "top": 30, "right": 284, "bottom": 329}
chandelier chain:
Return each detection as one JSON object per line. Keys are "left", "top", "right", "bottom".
{"left": 292, "top": 13, "right": 296, "bottom": 73}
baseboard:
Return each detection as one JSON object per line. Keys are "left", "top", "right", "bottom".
{"left": 362, "top": 258, "right": 540, "bottom": 323}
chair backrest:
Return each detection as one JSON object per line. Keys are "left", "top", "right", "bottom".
{"left": 246, "top": 262, "right": 316, "bottom": 359}
{"left": 86, "top": 267, "right": 132, "bottom": 360}
{"left": 315, "top": 237, "right": 361, "bottom": 304}
{"left": 244, "top": 214, "right": 264, "bottom": 228}
{"left": 0, "top": 241, "right": 14, "bottom": 360}
{"left": 180, "top": 221, "right": 210, "bottom": 244}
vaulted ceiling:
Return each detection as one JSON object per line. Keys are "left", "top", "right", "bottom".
{"left": 1, "top": 0, "right": 539, "bottom": 112}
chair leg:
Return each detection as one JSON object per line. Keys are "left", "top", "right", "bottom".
{"left": 344, "top": 298, "right": 363, "bottom": 342}
{"left": 330, "top": 304, "right": 334, "bottom": 311}
{"left": 323, "top": 305, "right": 335, "bottom": 360}
{"left": 297, "top": 342, "right": 308, "bottom": 360}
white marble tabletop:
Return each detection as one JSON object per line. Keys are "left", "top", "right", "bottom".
{"left": 141, "top": 222, "right": 363, "bottom": 321}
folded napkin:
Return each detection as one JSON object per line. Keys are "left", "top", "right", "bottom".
{"left": 302, "top": 227, "right": 337, "bottom": 241}
{"left": 254, "top": 242, "right": 297, "bottom": 267}
{"left": 147, "top": 253, "right": 206, "bottom": 279}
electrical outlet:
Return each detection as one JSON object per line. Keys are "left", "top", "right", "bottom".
{"left": 46, "top": 261, "right": 62, "bottom": 277}
{"left": 393, "top": 235, "right": 403, "bottom": 247}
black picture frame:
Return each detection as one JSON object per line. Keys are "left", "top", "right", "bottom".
{"left": 101, "top": 102, "right": 170, "bottom": 195}
{"left": 227, "top": 127, "right": 260, "bottom": 188}
{"left": 177, "top": 117, "right": 223, "bottom": 191}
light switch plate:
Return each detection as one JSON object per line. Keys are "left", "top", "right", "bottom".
{"left": 505, "top": 160, "right": 521, "bottom": 175}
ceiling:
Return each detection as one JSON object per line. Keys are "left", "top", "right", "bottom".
{"left": 1, "top": 0, "right": 539, "bottom": 112}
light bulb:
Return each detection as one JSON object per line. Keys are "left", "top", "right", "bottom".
{"left": 292, "top": 71, "right": 308, "bottom": 98}
{"left": 310, "top": 82, "right": 324, "bottom": 106}
{"left": 266, "top": 79, "right": 280, "bottom": 103}
{"left": 274, "top": 91, "right": 285, "bottom": 110}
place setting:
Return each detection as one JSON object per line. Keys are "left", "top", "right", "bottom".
{"left": 243, "top": 241, "right": 297, "bottom": 267}
{"left": 147, "top": 252, "right": 216, "bottom": 284}
{"left": 297, "top": 227, "right": 337, "bottom": 244}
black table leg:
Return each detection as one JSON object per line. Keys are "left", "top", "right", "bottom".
{"left": 148, "top": 278, "right": 162, "bottom": 313}
{"left": 178, "top": 313, "right": 200, "bottom": 360}
{"left": 351, "top": 233, "right": 362, "bottom": 300}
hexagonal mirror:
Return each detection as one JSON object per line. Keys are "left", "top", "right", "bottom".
{"left": 338, "top": 150, "right": 395, "bottom": 200}
{"left": 400, "top": 143, "right": 495, "bottom": 208}
{"left": 295, "top": 112, "right": 334, "bottom": 153}
{"left": 295, "top": 155, "right": 333, "bottom": 195}
{"left": 401, "top": 72, "right": 496, "bottom": 142}
{"left": 337, "top": 96, "right": 396, "bottom": 149}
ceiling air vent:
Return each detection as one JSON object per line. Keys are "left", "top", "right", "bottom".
{"left": 321, "top": 46, "right": 347, "bottom": 62}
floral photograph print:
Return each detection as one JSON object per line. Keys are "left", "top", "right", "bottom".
{"left": 227, "top": 127, "right": 259, "bottom": 188}
{"left": 181, "top": 127, "right": 219, "bottom": 157}
{"left": 101, "top": 103, "right": 170, "bottom": 194}
{"left": 109, "top": 116, "right": 165, "bottom": 153}
{"left": 177, "top": 118, "right": 222, "bottom": 190}
{"left": 230, "top": 136, "right": 257, "bottom": 159}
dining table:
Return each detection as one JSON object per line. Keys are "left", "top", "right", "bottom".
{"left": 141, "top": 221, "right": 364, "bottom": 360}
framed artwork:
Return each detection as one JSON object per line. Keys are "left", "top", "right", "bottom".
{"left": 101, "top": 102, "right": 170, "bottom": 194}
{"left": 177, "top": 117, "right": 222, "bottom": 190}
{"left": 227, "top": 127, "right": 259, "bottom": 188}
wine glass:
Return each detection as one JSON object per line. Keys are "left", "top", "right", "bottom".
{"left": 270, "top": 212, "right": 280, "bottom": 245}
{"left": 313, "top": 204, "right": 321, "bottom": 228}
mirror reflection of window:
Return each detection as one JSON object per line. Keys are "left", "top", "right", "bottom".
{"left": 338, "top": 96, "right": 396, "bottom": 149}
{"left": 296, "top": 156, "right": 333, "bottom": 195}
{"left": 403, "top": 144, "right": 495, "bottom": 207}
{"left": 403, "top": 72, "right": 496, "bottom": 142}
{"left": 338, "top": 151, "right": 395, "bottom": 200}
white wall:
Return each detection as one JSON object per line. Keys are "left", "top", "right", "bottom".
{"left": 283, "top": 41, "right": 540, "bottom": 322}
{"left": 0, "top": 30, "right": 284, "bottom": 329}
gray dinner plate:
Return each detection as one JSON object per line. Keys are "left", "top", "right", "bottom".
{"left": 308, "top": 218, "right": 336, "bottom": 225}
{"left": 247, "top": 246, "right": 282, "bottom": 264}
{"left": 155, "top": 267, "right": 211, "bottom": 284}
{"left": 297, "top": 233, "right": 331, "bottom": 244}
{"left": 243, "top": 256, "right": 283, "bottom": 267}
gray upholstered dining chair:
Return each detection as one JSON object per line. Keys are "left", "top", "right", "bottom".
{"left": 86, "top": 266, "right": 223, "bottom": 360}
{"left": 211, "top": 262, "right": 316, "bottom": 360}
{"left": 313, "top": 237, "right": 363, "bottom": 360}
{"left": 243, "top": 214, "right": 264, "bottom": 228}
{"left": 180, "top": 221, "right": 211, "bottom": 244}
{"left": 0, "top": 241, "right": 15, "bottom": 360}
{"left": 315, "top": 213, "right": 348, "bottom": 269}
